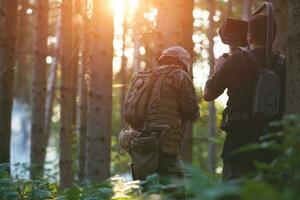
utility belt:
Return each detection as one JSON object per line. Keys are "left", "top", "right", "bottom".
{"left": 119, "top": 127, "right": 181, "bottom": 180}
{"left": 119, "top": 127, "right": 182, "bottom": 155}
{"left": 221, "top": 107, "right": 252, "bottom": 131}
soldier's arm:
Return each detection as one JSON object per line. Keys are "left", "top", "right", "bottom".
{"left": 203, "top": 55, "right": 232, "bottom": 102}
{"left": 203, "top": 72, "right": 226, "bottom": 102}
{"left": 176, "top": 71, "right": 200, "bottom": 121}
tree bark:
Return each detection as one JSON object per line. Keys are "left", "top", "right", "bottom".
{"left": 132, "top": 6, "right": 142, "bottom": 73}
{"left": 0, "top": 0, "right": 18, "bottom": 164}
{"left": 85, "top": 0, "right": 114, "bottom": 182}
{"left": 155, "top": 0, "right": 185, "bottom": 58}
{"left": 15, "top": 0, "right": 32, "bottom": 103}
{"left": 120, "top": 16, "right": 127, "bottom": 129}
{"left": 180, "top": 0, "right": 194, "bottom": 163}
{"left": 78, "top": 0, "right": 89, "bottom": 182}
{"left": 30, "top": 0, "right": 48, "bottom": 179}
{"left": 207, "top": 0, "right": 217, "bottom": 174}
{"left": 272, "top": 0, "right": 288, "bottom": 53}
{"left": 242, "top": 0, "right": 252, "bottom": 20}
{"left": 72, "top": 0, "right": 81, "bottom": 128}
{"left": 42, "top": 6, "right": 61, "bottom": 177}
{"left": 59, "top": 0, "right": 75, "bottom": 188}
{"left": 285, "top": 0, "right": 300, "bottom": 114}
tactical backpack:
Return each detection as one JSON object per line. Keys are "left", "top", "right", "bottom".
{"left": 251, "top": 2, "right": 283, "bottom": 119}
{"left": 124, "top": 65, "right": 179, "bottom": 128}
{"left": 122, "top": 65, "right": 182, "bottom": 180}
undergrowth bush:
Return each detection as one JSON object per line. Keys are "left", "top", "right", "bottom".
{"left": 1, "top": 115, "right": 299, "bottom": 200}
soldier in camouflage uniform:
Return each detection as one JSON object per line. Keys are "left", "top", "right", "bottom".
{"left": 120, "top": 46, "right": 199, "bottom": 181}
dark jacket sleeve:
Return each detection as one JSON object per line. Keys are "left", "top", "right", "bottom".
{"left": 205, "top": 60, "right": 229, "bottom": 98}
{"left": 174, "top": 71, "right": 200, "bottom": 121}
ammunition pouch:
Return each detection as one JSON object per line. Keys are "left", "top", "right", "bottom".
{"left": 118, "top": 128, "right": 140, "bottom": 152}
{"left": 129, "top": 135, "right": 159, "bottom": 180}
{"left": 130, "top": 135, "right": 159, "bottom": 153}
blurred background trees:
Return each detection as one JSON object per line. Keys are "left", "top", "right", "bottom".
{"left": 0, "top": 0, "right": 18, "bottom": 165}
{"left": 0, "top": 0, "right": 299, "bottom": 189}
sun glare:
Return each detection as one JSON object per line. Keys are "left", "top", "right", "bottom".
{"left": 111, "top": 0, "right": 140, "bottom": 73}
{"left": 111, "top": 0, "right": 124, "bottom": 15}
{"left": 111, "top": 0, "right": 139, "bottom": 14}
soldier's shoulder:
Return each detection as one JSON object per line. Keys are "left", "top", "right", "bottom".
{"left": 227, "top": 50, "right": 245, "bottom": 63}
{"left": 168, "top": 66, "right": 190, "bottom": 79}
{"left": 136, "top": 68, "right": 153, "bottom": 74}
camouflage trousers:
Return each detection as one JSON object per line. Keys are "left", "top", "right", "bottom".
{"left": 158, "top": 154, "right": 186, "bottom": 200}
{"left": 131, "top": 153, "right": 185, "bottom": 199}
{"left": 130, "top": 152, "right": 184, "bottom": 180}
{"left": 157, "top": 153, "right": 184, "bottom": 178}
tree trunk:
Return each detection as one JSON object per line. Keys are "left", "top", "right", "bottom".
{"left": 0, "top": 0, "right": 18, "bottom": 164}
{"left": 207, "top": 0, "right": 217, "bottom": 174}
{"left": 30, "top": 0, "right": 48, "bottom": 179}
{"left": 78, "top": 0, "right": 89, "bottom": 182}
{"left": 227, "top": 0, "right": 233, "bottom": 17}
{"left": 72, "top": 0, "right": 81, "bottom": 129}
{"left": 144, "top": 38, "right": 155, "bottom": 69}
{"left": 242, "top": 0, "right": 252, "bottom": 20}
{"left": 15, "top": 0, "right": 32, "bottom": 103}
{"left": 59, "top": 0, "right": 75, "bottom": 188}
{"left": 272, "top": 0, "right": 288, "bottom": 53}
{"left": 42, "top": 7, "right": 61, "bottom": 177}
{"left": 132, "top": 38, "right": 141, "bottom": 72}
{"left": 180, "top": 0, "right": 194, "bottom": 163}
{"left": 155, "top": 0, "right": 185, "bottom": 58}
{"left": 132, "top": 0, "right": 149, "bottom": 72}
{"left": 285, "top": 0, "right": 300, "bottom": 114}
{"left": 85, "top": 0, "right": 114, "bottom": 181}
{"left": 120, "top": 14, "right": 127, "bottom": 129}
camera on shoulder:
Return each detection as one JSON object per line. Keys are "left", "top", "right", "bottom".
{"left": 219, "top": 18, "right": 248, "bottom": 48}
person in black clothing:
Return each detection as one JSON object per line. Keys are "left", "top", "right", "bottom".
{"left": 203, "top": 15, "right": 285, "bottom": 180}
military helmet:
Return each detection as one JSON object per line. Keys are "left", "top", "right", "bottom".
{"left": 158, "top": 46, "right": 192, "bottom": 71}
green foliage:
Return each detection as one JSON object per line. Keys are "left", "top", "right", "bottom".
{"left": 192, "top": 93, "right": 225, "bottom": 172}
{"left": 1, "top": 115, "right": 300, "bottom": 200}
{"left": 0, "top": 163, "right": 55, "bottom": 200}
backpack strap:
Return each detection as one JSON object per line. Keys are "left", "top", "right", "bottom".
{"left": 149, "top": 66, "right": 183, "bottom": 99}
{"left": 143, "top": 66, "right": 182, "bottom": 129}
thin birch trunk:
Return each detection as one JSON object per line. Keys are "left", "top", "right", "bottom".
{"left": 0, "top": 0, "right": 18, "bottom": 164}
{"left": 120, "top": 15, "right": 127, "bottom": 129}
{"left": 30, "top": 0, "right": 48, "bottom": 178}
{"left": 60, "top": 0, "right": 75, "bottom": 188}
{"left": 85, "top": 0, "right": 114, "bottom": 181}
{"left": 180, "top": 0, "right": 194, "bottom": 163}
{"left": 207, "top": 0, "right": 217, "bottom": 174}
{"left": 42, "top": 8, "right": 61, "bottom": 175}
